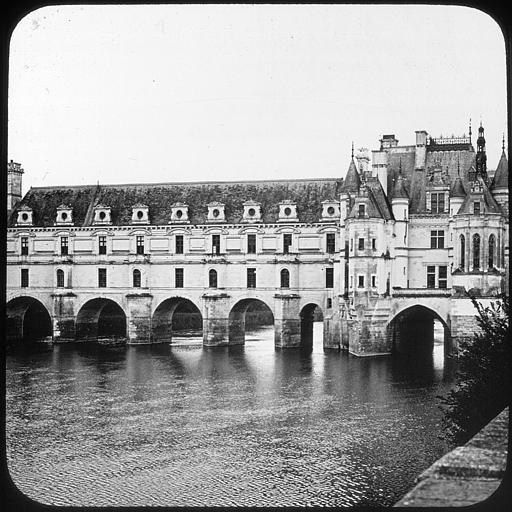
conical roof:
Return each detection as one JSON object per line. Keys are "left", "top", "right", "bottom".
{"left": 450, "top": 176, "right": 466, "bottom": 198}
{"left": 341, "top": 158, "right": 360, "bottom": 193}
{"left": 491, "top": 150, "right": 508, "bottom": 190}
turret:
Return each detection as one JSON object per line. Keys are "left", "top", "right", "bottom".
{"left": 490, "top": 134, "right": 509, "bottom": 214}
{"left": 7, "top": 160, "right": 24, "bottom": 212}
{"left": 449, "top": 158, "right": 467, "bottom": 216}
{"left": 391, "top": 168, "right": 409, "bottom": 288}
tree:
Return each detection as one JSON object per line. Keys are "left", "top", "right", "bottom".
{"left": 439, "top": 294, "right": 510, "bottom": 445}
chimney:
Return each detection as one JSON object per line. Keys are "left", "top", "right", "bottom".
{"left": 7, "top": 160, "right": 24, "bottom": 212}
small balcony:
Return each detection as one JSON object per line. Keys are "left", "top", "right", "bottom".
{"left": 392, "top": 287, "right": 452, "bottom": 298}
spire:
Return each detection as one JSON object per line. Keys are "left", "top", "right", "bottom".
{"left": 491, "top": 138, "right": 509, "bottom": 190}
{"left": 469, "top": 117, "right": 472, "bottom": 143}
{"left": 450, "top": 175, "right": 466, "bottom": 198}
{"left": 475, "top": 121, "right": 487, "bottom": 179}
{"left": 341, "top": 148, "right": 361, "bottom": 194}
{"left": 502, "top": 132, "right": 506, "bottom": 152}
{"left": 351, "top": 141, "right": 354, "bottom": 159}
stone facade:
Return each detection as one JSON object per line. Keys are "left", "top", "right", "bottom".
{"left": 6, "top": 125, "right": 509, "bottom": 355}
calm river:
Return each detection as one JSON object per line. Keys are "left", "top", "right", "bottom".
{"left": 6, "top": 324, "right": 456, "bottom": 507}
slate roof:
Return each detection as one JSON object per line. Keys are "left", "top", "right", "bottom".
{"left": 491, "top": 150, "right": 508, "bottom": 190}
{"left": 458, "top": 176, "right": 503, "bottom": 215}
{"left": 8, "top": 178, "right": 343, "bottom": 227}
{"left": 449, "top": 176, "right": 466, "bottom": 198}
{"left": 341, "top": 158, "right": 360, "bottom": 194}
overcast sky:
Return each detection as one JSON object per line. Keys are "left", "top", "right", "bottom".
{"left": 8, "top": 4, "right": 507, "bottom": 193}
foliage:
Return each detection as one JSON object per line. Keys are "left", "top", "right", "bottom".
{"left": 439, "top": 294, "right": 510, "bottom": 446}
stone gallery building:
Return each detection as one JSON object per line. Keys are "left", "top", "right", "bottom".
{"left": 6, "top": 124, "right": 509, "bottom": 356}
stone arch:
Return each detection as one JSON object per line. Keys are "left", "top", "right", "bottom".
{"left": 76, "top": 298, "right": 127, "bottom": 342}
{"left": 387, "top": 304, "right": 452, "bottom": 356}
{"left": 228, "top": 298, "right": 274, "bottom": 345}
{"left": 6, "top": 296, "right": 53, "bottom": 345}
{"left": 152, "top": 297, "right": 203, "bottom": 343}
{"left": 299, "top": 302, "right": 324, "bottom": 348}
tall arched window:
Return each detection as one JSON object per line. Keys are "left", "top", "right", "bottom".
{"left": 472, "top": 234, "right": 480, "bottom": 270}
{"left": 56, "top": 269, "right": 65, "bottom": 288}
{"left": 209, "top": 269, "right": 218, "bottom": 288}
{"left": 280, "top": 268, "right": 290, "bottom": 288}
{"left": 488, "top": 234, "right": 496, "bottom": 269}
{"left": 133, "top": 269, "right": 141, "bottom": 288}
{"left": 459, "top": 235, "right": 465, "bottom": 270}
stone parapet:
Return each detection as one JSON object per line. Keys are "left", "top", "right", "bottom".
{"left": 394, "top": 408, "right": 509, "bottom": 507}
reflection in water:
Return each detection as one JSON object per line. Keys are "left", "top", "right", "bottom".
{"left": 6, "top": 323, "right": 455, "bottom": 507}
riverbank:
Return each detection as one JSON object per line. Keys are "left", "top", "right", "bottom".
{"left": 394, "top": 407, "right": 509, "bottom": 507}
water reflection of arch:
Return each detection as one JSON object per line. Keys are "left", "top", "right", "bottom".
{"left": 6, "top": 295, "right": 53, "bottom": 345}
{"left": 75, "top": 297, "right": 127, "bottom": 342}
{"left": 228, "top": 298, "right": 274, "bottom": 346}
{"left": 152, "top": 296, "right": 203, "bottom": 344}
{"left": 299, "top": 302, "right": 324, "bottom": 349}
{"left": 387, "top": 305, "right": 452, "bottom": 356}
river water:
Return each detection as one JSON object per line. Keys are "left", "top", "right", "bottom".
{"left": 6, "top": 324, "right": 456, "bottom": 507}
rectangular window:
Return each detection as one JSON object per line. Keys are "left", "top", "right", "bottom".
{"left": 57, "top": 270, "right": 65, "bottom": 288}
{"left": 358, "top": 275, "right": 365, "bottom": 288}
{"left": 431, "top": 192, "right": 445, "bottom": 214}
{"left": 371, "top": 275, "right": 377, "bottom": 288}
{"left": 175, "top": 235, "right": 184, "bottom": 254}
{"left": 372, "top": 238, "right": 376, "bottom": 251}
{"left": 326, "top": 298, "right": 332, "bottom": 309}
{"left": 21, "top": 268, "right": 29, "bottom": 287}
{"left": 98, "top": 268, "right": 107, "bottom": 288}
{"left": 350, "top": 239, "right": 354, "bottom": 252}
{"left": 212, "top": 234, "right": 221, "bottom": 254}
{"left": 247, "top": 268, "right": 256, "bottom": 288}
{"left": 438, "top": 266, "right": 447, "bottom": 289}
{"left": 136, "top": 235, "right": 144, "bottom": 255}
{"left": 60, "top": 236, "right": 69, "bottom": 255}
{"left": 175, "top": 268, "right": 184, "bottom": 288}
{"left": 427, "top": 266, "right": 436, "bottom": 289}
{"left": 430, "top": 230, "right": 445, "bottom": 249}
{"left": 283, "top": 234, "right": 292, "bottom": 254}
{"left": 358, "top": 238, "right": 365, "bottom": 251}
{"left": 21, "top": 236, "right": 29, "bottom": 255}
{"left": 326, "top": 233, "right": 336, "bottom": 253}
{"left": 98, "top": 236, "right": 107, "bottom": 255}
{"left": 247, "top": 234, "right": 256, "bottom": 254}
{"left": 358, "top": 204, "right": 365, "bottom": 218}
{"left": 474, "top": 201, "right": 481, "bottom": 215}
{"left": 326, "top": 267, "right": 334, "bottom": 288}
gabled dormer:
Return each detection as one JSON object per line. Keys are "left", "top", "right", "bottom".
{"left": 55, "top": 204, "right": 74, "bottom": 226}
{"left": 320, "top": 200, "right": 340, "bottom": 221}
{"left": 242, "top": 200, "right": 262, "bottom": 223}
{"left": 277, "top": 200, "right": 298, "bottom": 222}
{"left": 93, "top": 204, "right": 112, "bottom": 225}
{"left": 170, "top": 202, "right": 190, "bottom": 223}
{"left": 206, "top": 202, "right": 226, "bottom": 223}
{"left": 16, "top": 204, "right": 33, "bottom": 226}
{"left": 131, "top": 203, "right": 150, "bottom": 225}
{"left": 425, "top": 164, "right": 449, "bottom": 214}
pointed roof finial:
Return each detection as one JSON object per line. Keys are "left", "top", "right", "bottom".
{"left": 469, "top": 117, "right": 472, "bottom": 141}
{"left": 503, "top": 132, "right": 506, "bottom": 152}
{"left": 351, "top": 141, "right": 354, "bottom": 159}
{"left": 457, "top": 154, "right": 460, "bottom": 176}
{"left": 398, "top": 157, "right": 402, "bottom": 175}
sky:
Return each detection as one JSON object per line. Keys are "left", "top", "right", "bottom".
{"left": 8, "top": 4, "right": 508, "bottom": 194}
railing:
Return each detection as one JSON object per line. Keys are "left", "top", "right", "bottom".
{"left": 392, "top": 287, "right": 452, "bottom": 297}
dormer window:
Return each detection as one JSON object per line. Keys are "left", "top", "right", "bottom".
{"left": 131, "top": 204, "right": 149, "bottom": 224}
{"left": 16, "top": 206, "right": 33, "bottom": 226}
{"left": 242, "top": 201, "right": 262, "bottom": 222}
{"left": 93, "top": 205, "right": 112, "bottom": 225}
{"left": 358, "top": 204, "right": 366, "bottom": 218}
{"left": 473, "top": 201, "right": 481, "bottom": 215}
{"left": 170, "top": 203, "right": 190, "bottom": 223}
{"left": 55, "top": 204, "right": 73, "bottom": 226}
{"left": 321, "top": 200, "right": 340, "bottom": 221}
{"left": 207, "top": 202, "right": 226, "bottom": 223}
{"left": 278, "top": 201, "right": 298, "bottom": 222}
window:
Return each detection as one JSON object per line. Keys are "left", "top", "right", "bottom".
{"left": 427, "top": 266, "right": 436, "bottom": 288}
{"left": 326, "top": 298, "right": 332, "bottom": 309}
{"left": 431, "top": 192, "right": 445, "bottom": 214}
{"left": 358, "top": 275, "right": 365, "bottom": 288}
{"left": 98, "top": 268, "right": 107, "bottom": 288}
{"left": 175, "top": 268, "right": 184, "bottom": 288}
{"left": 209, "top": 269, "right": 218, "bottom": 288}
{"left": 56, "top": 269, "right": 65, "bottom": 288}
{"left": 326, "top": 233, "right": 336, "bottom": 253}
{"left": 212, "top": 234, "right": 221, "bottom": 254}
{"left": 136, "top": 235, "right": 144, "bottom": 255}
{"left": 473, "top": 201, "right": 481, "bottom": 215}
{"left": 98, "top": 236, "right": 107, "bottom": 255}
{"left": 473, "top": 234, "right": 480, "bottom": 270}
{"left": 283, "top": 234, "right": 292, "bottom": 254}
{"left": 371, "top": 275, "right": 377, "bottom": 288}
{"left": 350, "top": 239, "right": 354, "bottom": 251}
{"left": 430, "top": 230, "right": 445, "bottom": 249}
{"left": 133, "top": 269, "right": 141, "bottom": 288}
{"left": 280, "top": 268, "right": 290, "bottom": 288}
{"left": 326, "top": 268, "right": 334, "bottom": 288}
{"left": 372, "top": 238, "right": 376, "bottom": 251}
{"left": 488, "top": 235, "right": 495, "bottom": 268}
{"left": 438, "top": 266, "right": 447, "bottom": 289}
{"left": 247, "top": 268, "right": 256, "bottom": 288}
{"left": 60, "top": 236, "right": 68, "bottom": 255}
{"left": 247, "top": 234, "right": 256, "bottom": 254}
{"left": 21, "top": 268, "right": 29, "bottom": 288}
{"left": 175, "top": 235, "right": 184, "bottom": 254}
{"left": 358, "top": 204, "right": 366, "bottom": 218}
{"left": 21, "top": 236, "right": 28, "bottom": 255}
{"left": 358, "top": 238, "right": 365, "bottom": 251}
{"left": 460, "top": 235, "right": 465, "bottom": 269}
